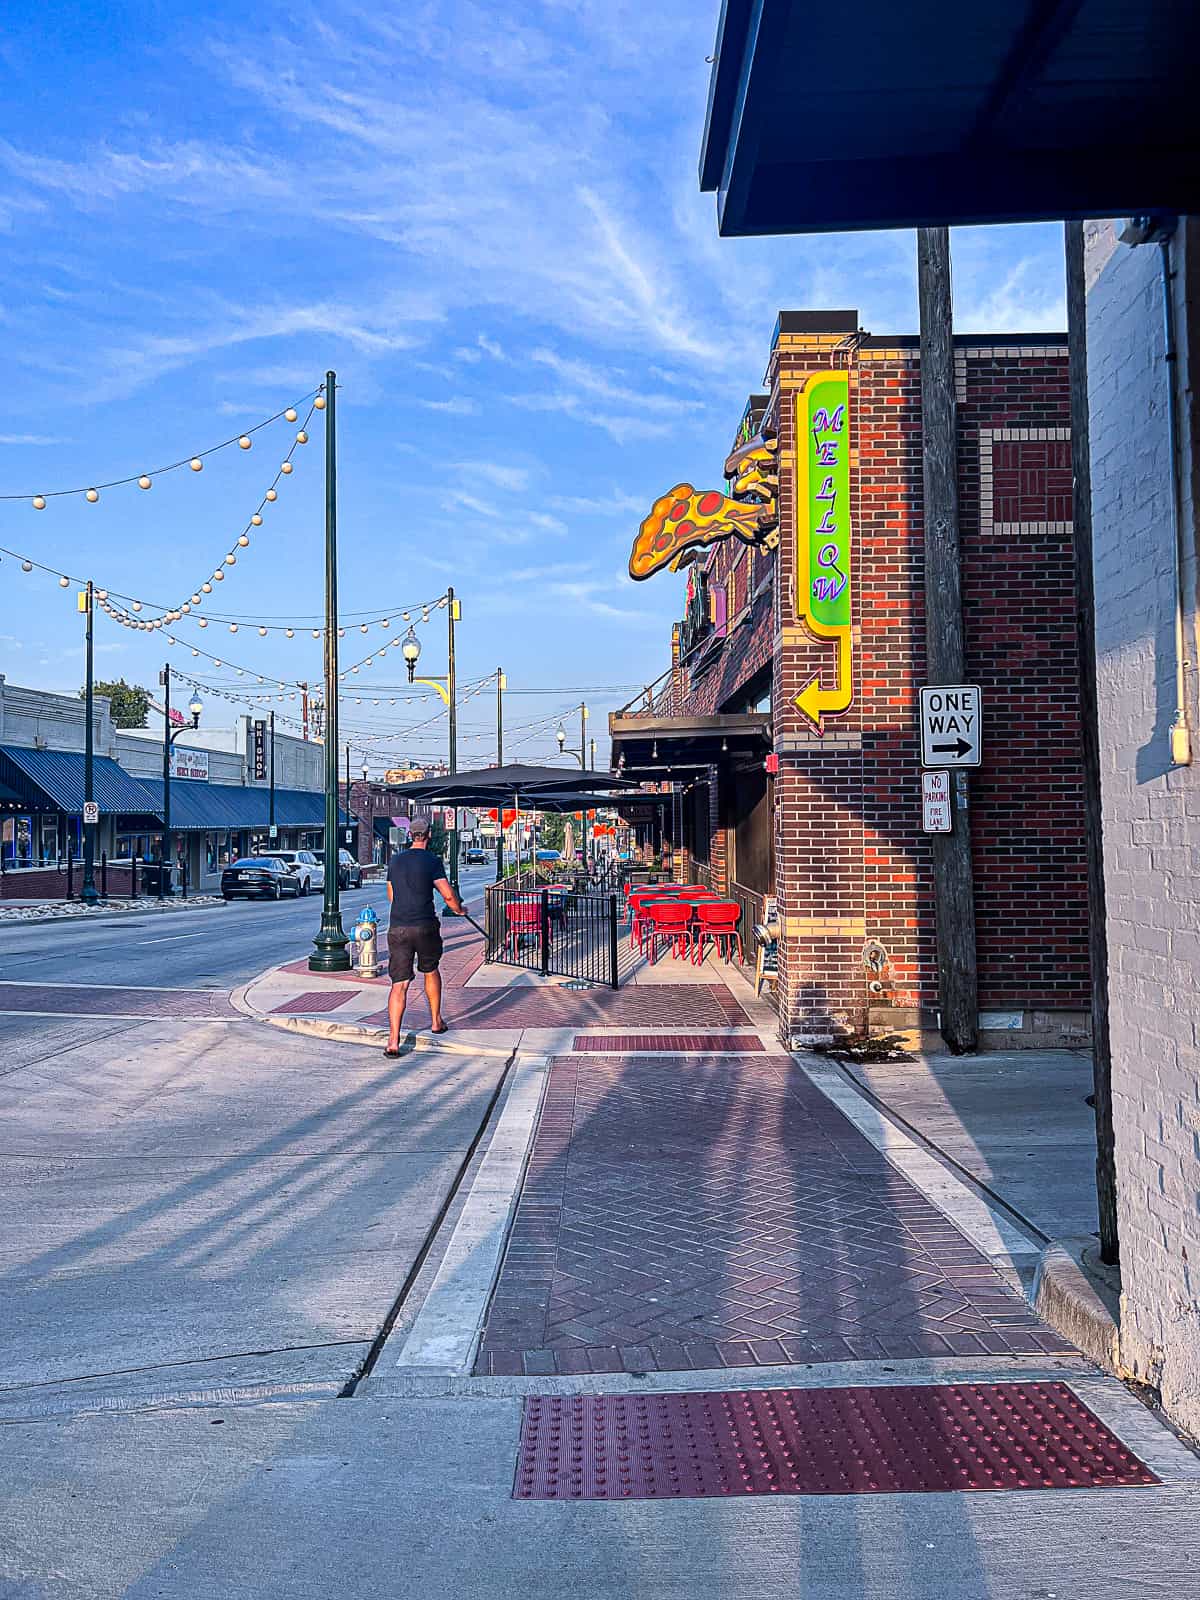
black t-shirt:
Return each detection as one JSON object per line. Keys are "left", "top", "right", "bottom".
{"left": 387, "top": 849, "right": 446, "bottom": 925}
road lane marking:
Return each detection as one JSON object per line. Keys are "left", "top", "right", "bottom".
{"left": 136, "top": 932, "right": 210, "bottom": 945}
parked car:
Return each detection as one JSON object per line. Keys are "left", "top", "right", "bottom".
{"left": 269, "top": 849, "right": 324, "bottom": 895}
{"left": 535, "top": 848, "right": 562, "bottom": 862}
{"left": 221, "top": 857, "right": 302, "bottom": 901}
{"left": 315, "top": 847, "right": 362, "bottom": 889}
{"left": 463, "top": 845, "right": 488, "bottom": 864}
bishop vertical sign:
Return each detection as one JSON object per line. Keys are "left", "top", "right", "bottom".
{"left": 920, "top": 684, "right": 982, "bottom": 767}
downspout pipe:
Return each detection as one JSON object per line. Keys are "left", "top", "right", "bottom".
{"left": 1161, "top": 232, "right": 1192, "bottom": 767}
{"left": 1119, "top": 215, "right": 1190, "bottom": 765}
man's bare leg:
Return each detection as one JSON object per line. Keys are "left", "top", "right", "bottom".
{"left": 387, "top": 979, "right": 410, "bottom": 1051}
{"left": 424, "top": 968, "right": 446, "bottom": 1033}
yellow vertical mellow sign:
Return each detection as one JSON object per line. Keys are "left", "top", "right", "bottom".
{"left": 793, "top": 370, "right": 853, "bottom": 732}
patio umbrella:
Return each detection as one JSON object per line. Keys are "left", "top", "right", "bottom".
{"left": 383, "top": 763, "right": 639, "bottom": 804}
{"left": 384, "top": 764, "right": 640, "bottom": 876}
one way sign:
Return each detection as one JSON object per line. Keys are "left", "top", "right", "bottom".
{"left": 920, "top": 684, "right": 983, "bottom": 768}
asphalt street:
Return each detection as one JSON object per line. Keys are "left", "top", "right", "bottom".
{"left": 0, "top": 861, "right": 497, "bottom": 991}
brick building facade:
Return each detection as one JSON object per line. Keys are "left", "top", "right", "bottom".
{"left": 613, "top": 310, "right": 1089, "bottom": 1048}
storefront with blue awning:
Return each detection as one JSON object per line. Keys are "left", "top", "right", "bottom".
{"left": 0, "top": 745, "right": 161, "bottom": 888}
{"left": 132, "top": 779, "right": 350, "bottom": 893}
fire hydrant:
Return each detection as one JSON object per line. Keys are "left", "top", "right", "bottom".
{"left": 354, "top": 906, "right": 381, "bottom": 978}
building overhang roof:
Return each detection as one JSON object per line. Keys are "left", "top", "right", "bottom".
{"left": 608, "top": 713, "right": 771, "bottom": 780}
{"left": 700, "top": 0, "right": 1200, "bottom": 235}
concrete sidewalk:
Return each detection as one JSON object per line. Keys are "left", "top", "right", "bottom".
{"left": 0, "top": 1012, "right": 512, "bottom": 1411}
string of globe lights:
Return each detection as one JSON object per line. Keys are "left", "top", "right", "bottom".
{"left": 0, "top": 389, "right": 326, "bottom": 619}
{"left": 97, "top": 590, "right": 448, "bottom": 644}
{"left": 91, "top": 592, "right": 447, "bottom": 694}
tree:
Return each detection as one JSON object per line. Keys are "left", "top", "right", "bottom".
{"left": 83, "top": 678, "right": 151, "bottom": 728}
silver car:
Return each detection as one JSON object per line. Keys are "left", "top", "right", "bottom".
{"left": 269, "top": 849, "right": 325, "bottom": 896}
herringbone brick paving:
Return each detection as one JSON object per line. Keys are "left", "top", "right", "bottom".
{"left": 475, "top": 1053, "right": 1074, "bottom": 1376}
{"left": 359, "top": 985, "right": 748, "bottom": 1032}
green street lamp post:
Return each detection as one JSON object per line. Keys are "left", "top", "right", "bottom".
{"left": 80, "top": 580, "right": 99, "bottom": 906}
{"left": 310, "top": 371, "right": 350, "bottom": 971}
{"left": 495, "top": 666, "right": 505, "bottom": 882}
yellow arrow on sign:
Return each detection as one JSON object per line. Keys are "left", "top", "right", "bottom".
{"left": 794, "top": 630, "right": 853, "bottom": 734}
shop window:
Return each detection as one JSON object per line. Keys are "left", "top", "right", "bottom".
{"left": 3, "top": 816, "right": 33, "bottom": 865}
{"left": 689, "top": 784, "right": 711, "bottom": 865}
{"left": 730, "top": 769, "right": 773, "bottom": 896}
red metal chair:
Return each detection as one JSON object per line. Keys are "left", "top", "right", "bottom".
{"left": 644, "top": 899, "right": 694, "bottom": 963}
{"left": 691, "top": 900, "right": 743, "bottom": 964}
{"left": 504, "top": 898, "right": 544, "bottom": 959}
{"left": 628, "top": 890, "right": 668, "bottom": 952}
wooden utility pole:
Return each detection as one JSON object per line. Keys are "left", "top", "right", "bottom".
{"left": 917, "top": 227, "right": 978, "bottom": 1053}
{"left": 1065, "top": 220, "right": 1119, "bottom": 1264}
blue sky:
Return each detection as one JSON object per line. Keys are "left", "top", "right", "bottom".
{"left": 0, "top": 0, "right": 1067, "bottom": 771}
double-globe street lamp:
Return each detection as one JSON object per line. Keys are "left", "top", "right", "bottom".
{"left": 159, "top": 662, "right": 203, "bottom": 899}
{"left": 556, "top": 702, "right": 590, "bottom": 870}
{"left": 402, "top": 589, "right": 461, "bottom": 892}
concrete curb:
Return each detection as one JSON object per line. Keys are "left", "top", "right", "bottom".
{"left": 266, "top": 1013, "right": 516, "bottom": 1059}
{"left": 1033, "top": 1240, "right": 1122, "bottom": 1375}
{"left": 362, "top": 1051, "right": 551, "bottom": 1382}
{"left": 230, "top": 962, "right": 516, "bottom": 1059}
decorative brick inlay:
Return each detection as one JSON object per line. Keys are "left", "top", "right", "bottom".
{"left": 271, "top": 990, "right": 354, "bottom": 1015}
{"left": 514, "top": 1383, "right": 1158, "bottom": 1500}
{"left": 572, "top": 1034, "right": 764, "bottom": 1053}
{"left": 476, "top": 1053, "right": 1073, "bottom": 1376}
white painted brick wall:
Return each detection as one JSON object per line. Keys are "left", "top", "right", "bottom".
{"left": 1086, "top": 219, "right": 1200, "bottom": 1436}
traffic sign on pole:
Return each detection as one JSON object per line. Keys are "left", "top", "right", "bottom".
{"left": 919, "top": 684, "right": 982, "bottom": 767}
{"left": 83, "top": 800, "right": 100, "bottom": 826}
{"left": 921, "top": 770, "right": 952, "bottom": 832}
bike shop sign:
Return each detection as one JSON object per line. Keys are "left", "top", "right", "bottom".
{"left": 919, "top": 685, "right": 982, "bottom": 768}
{"left": 169, "top": 748, "right": 210, "bottom": 782}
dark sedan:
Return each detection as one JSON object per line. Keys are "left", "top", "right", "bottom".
{"left": 221, "top": 857, "right": 302, "bottom": 901}
{"left": 315, "top": 848, "right": 362, "bottom": 889}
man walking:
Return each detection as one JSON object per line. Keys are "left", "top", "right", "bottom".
{"left": 384, "top": 818, "right": 463, "bottom": 1056}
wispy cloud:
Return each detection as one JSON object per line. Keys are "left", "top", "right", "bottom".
{"left": 451, "top": 460, "right": 532, "bottom": 492}
{"left": 419, "top": 396, "right": 479, "bottom": 415}
{"left": 0, "top": 433, "right": 62, "bottom": 445}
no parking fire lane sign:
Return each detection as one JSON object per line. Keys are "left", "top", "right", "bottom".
{"left": 919, "top": 685, "right": 982, "bottom": 768}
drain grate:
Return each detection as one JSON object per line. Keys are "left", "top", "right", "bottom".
{"left": 513, "top": 1382, "right": 1159, "bottom": 1500}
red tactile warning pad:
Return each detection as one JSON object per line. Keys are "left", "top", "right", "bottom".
{"left": 513, "top": 1383, "right": 1159, "bottom": 1500}
{"left": 271, "top": 990, "right": 354, "bottom": 1015}
{"left": 573, "top": 1033, "right": 764, "bottom": 1053}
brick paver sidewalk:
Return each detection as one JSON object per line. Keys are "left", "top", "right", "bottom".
{"left": 0, "top": 982, "right": 238, "bottom": 1019}
{"left": 475, "top": 1052, "right": 1072, "bottom": 1376}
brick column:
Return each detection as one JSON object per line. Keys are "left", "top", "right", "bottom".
{"left": 772, "top": 327, "right": 868, "bottom": 1043}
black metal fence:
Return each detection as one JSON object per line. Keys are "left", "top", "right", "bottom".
{"left": 484, "top": 884, "right": 620, "bottom": 987}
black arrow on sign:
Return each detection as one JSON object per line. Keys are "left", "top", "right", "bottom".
{"left": 931, "top": 738, "right": 973, "bottom": 757}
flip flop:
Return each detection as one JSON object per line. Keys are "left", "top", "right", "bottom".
{"left": 430, "top": 1022, "right": 449, "bottom": 1035}
{"left": 383, "top": 1046, "right": 403, "bottom": 1058}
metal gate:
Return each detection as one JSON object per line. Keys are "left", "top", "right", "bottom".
{"left": 485, "top": 885, "right": 620, "bottom": 988}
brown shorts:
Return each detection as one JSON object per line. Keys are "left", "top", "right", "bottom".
{"left": 388, "top": 921, "right": 443, "bottom": 982}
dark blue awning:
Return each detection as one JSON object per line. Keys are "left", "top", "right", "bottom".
{"left": 700, "top": 1, "right": 1200, "bottom": 235}
{"left": 0, "top": 746, "right": 160, "bottom": 816}
{"left": 135, "top": 778, "right": 347, "bottom": 832}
